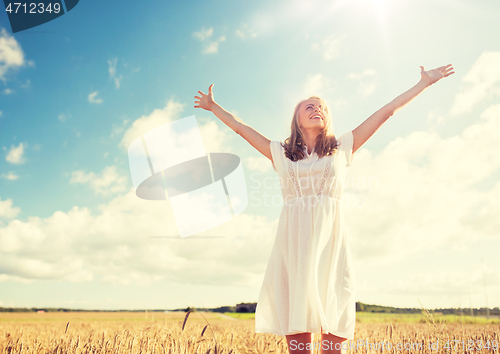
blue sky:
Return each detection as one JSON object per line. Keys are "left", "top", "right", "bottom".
{"left": 1, "top": 0, "right": 500, "bottom": 311}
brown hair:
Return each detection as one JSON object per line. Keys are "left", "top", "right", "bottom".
{"left": 282, "top": 96, "right": 339, "bottom": 162}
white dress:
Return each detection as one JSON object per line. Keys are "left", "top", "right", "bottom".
{"left": 255, "top": 130, "right": 356, "bottom": 340}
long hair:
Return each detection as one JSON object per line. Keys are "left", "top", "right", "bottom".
{"left": 282, "top": 96, "right": 339, "bottom": 162}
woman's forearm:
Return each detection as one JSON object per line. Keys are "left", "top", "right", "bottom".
{"left": 386, "top": 79, "right": 430, "bottom": 116}
{"left": 209, "top": 102, "right": 244, "bottom": 134}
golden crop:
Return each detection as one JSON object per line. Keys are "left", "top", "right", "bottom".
{"left": 0, "top": 311, "right": 498, "bottom": 353}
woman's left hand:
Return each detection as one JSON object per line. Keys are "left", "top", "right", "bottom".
{"left": 420, "top": 64, "right": 455, "bottom": 86}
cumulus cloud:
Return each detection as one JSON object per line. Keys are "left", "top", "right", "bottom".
{"left": 450, "top": 51, "right": 500, "bottom": 116}
{"left": 192, "top": 27, "right": 225, "bottom": 54}
{"left": 193, "top": 27, "right": 213, "bottom": 41}
{"left": 0, "top": 171, "right": 19, "bottom": 180}
{"left": 107, "top": 57, "right": 123, "bottom": 89}
{"left": 235, "top": 23, "right": 257, "bottom": 40}
{"left": 120, "top": 98, "right": 186, "bottom": 150}
{"left": 310, "top": 33, "right": 344, "bottom": 61}
{"left": 358, "top": 264, "right": 500, "bottom": 309}
{"left": 0, "top": 188, "right": 278, "bottom": 285}
{"left": 303, "top": 73, "right": 333, "bottom": 98}
{"left": 245, "top": 156, "right": 271, "bottom": 174}
{"left": 70, "top": 165, "right": 128, "bottom": 196}
{"left": 0, "top": 198, "right": 20, "bottom": 219}
{"left": 0, "top": 95, "right": 271, "bottom": 286}
{"left": 346, "top": 103, "right": 500, "bottom": 269}
{"left": 346, "top": 69, "right": 378, "bottom": 97}
{"left": 203, "top": 37, "right": 225, "bottom": 54}
{"left": 88, "top": 91, "right": 103, "bottom": 104}
{"left": 0, "top": 28, "right": 26, "bottom": 82}
{"left": 5, "top": 143, "right": 26, "bottom": 164}
{"left": 120, "top": 97, "right": 237, "bottom": 155}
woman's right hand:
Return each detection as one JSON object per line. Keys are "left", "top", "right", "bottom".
{"left": 194, "top": 84, "right": 215, "bottom": 111}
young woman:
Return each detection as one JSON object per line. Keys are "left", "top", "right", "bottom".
{"left": 194, "top": 64, "right": 454, "bottom": 354}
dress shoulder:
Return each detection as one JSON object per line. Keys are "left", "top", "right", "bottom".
{"left": 337, "top": 130, "right": 355, "bottom": 167}
{"left": 269, "top": 140, "right": 286, "bottom": 173}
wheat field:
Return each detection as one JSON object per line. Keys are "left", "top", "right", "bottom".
{"left": 1, "top": 311, "right": 499, "bottom": 353}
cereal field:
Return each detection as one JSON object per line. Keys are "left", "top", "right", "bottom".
{"left": 0, "top": 310, "right": 499, "bottom": 353}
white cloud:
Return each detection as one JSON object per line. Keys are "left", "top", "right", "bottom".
{"left": 379, "top": 266, "right": 499, "bottom": 296}
{"left": 2, "top": 99, "right": 252, "bottom": 285}
{"left": 427, "top": 111, "right": 446, "bottom": 125}
{"left": 107, "top": 57, "right": 123, "bottom": 89}
{"left": 346, "top": 69, "right": 378, "bottom": 97}
{"left": 0, "top": 187, "right": 278, "bottom": 285}
{"left": 3, "top": 88, "right": 12, "bottom": 94}
{"left": 120, "top": 98, "right": 186, "bottom": 150}
{"left": 203, "top": 42, "right": 219, "bottom": 54}
{"left": 0, "top": 171, "right": 19, "bottom": 180}
{"left": 245, "top": 156, "right": 271, "bottom": 173}
{"left": 310, "top": 33, "right": 343, "bottom": 61}
{"left": 120, "top": 97, "right": 236, "bottom": 156}
{"left": 6, "top": 143, "right": 25, "bottom": 164}
{"left": 203, "top": 36, "right": 226, "bottom": 54}
{"left": 0, "top": 198, "right": 20, "bottom": 219}
{"left": 88, "top": 91, "right": 103, "bottom": 104}
{"left": 193, "top": 27, "right": 213, "bottom": 41}
{"left": 450, "top": 51, "right": 500, "bottom": 116}
{"left": 303, "top": 73, "right": 333, "bottom": 98}
{"left": 0, "top": 28, "right": 26, "bottom": 82}
{"left": 346, "top": 103, "right": 500, "bottom": 269}
{"left": 193, "top": 27, "right": 225, "bottom": 54}
{"left": 70, "top": 165, "right": 128, "bottom": 196}
{"left": 346, "top": 69, "right": 377, "bottom": 80}
{"left": 235, "top": 23, "right": 257, "bottom": 40}
{"left": 58, "top": 113, "right": 67, "bottom": 123}
{"left": 358, "top": 263, "right": 500, "bottom": 309}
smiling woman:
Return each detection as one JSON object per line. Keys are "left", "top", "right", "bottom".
{"left": 193, "top": 63, "right": 454, "bottom": 354}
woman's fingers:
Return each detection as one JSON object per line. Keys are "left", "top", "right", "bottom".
{"left": 195, "top": 86, "right": 214, "bottom": 109}
{"left": 439, "top": 64, "right": 453, "bottom": 72}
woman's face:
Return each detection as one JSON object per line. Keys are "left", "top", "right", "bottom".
{"left": 298, "top": 98, "right": 327, "bottom": 132}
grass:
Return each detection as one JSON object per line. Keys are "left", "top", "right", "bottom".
{"left": 2, "top": 310, "right": 497, "bottom": 325}
{"left": 223, "top": 312, "right": 255, "bottom": 320}
{"left": 221, "top": 311, "right": 500, "bottom": 325}
{"left": 355, "top": 311, "right": 500, "bottom": 324}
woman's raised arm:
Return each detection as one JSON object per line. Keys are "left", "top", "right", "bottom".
{"left": 194, "top": 84, "right": 273, "bottom": 162}
{"left": 351, "top": 64, "right": 455, "bottom": 155}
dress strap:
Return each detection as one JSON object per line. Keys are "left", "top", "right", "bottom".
{"left": 316, "top": 156, "right": 332, "bottom": 196}
{"left": 287, "top": 159, "right": 302, "bottom": 198}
